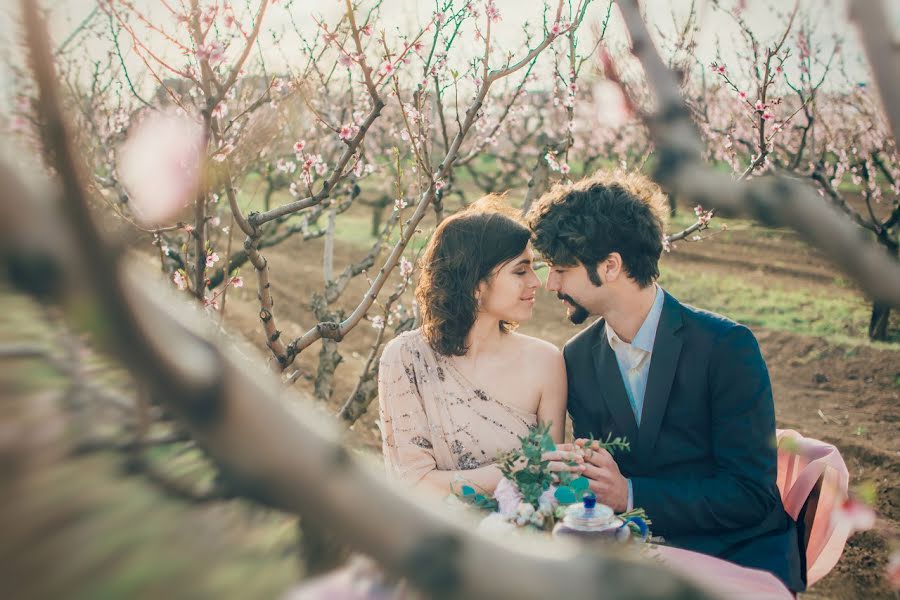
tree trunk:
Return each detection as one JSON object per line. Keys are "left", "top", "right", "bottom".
{"left": 869, "top": 301, "right": 891, "bottom": 341}
{"left": 869, "top": 236, "right": 898, "bottom": 341}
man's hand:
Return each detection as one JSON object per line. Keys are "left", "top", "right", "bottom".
{"left": 574, "top": 439, "right": 629, "bottom": 512}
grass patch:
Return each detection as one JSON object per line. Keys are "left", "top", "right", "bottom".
{"left": 660, "top": 265, "right": 872, "bottom": 341}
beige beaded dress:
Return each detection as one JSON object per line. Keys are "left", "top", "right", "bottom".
{"left": 378, "top": 329, "right": 537, "bottom": 484}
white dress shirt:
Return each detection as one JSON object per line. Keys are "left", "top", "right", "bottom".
{"left": 604, "top": 285, "right": 665, "bottom": 510}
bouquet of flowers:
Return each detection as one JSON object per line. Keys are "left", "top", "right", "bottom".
{"left": 456, "top": 424, "right": 650, "bottom": 537}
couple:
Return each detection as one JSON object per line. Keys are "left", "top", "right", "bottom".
{"left": 377, "top": 171, "right": 804, "bottom": 593}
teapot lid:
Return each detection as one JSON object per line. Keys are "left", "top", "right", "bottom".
{"left": 562, "top": 492, "right": 616, "bottom": 530}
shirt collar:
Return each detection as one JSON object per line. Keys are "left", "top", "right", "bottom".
{"left": 605, "top": 285, "right": 665, "bottom": 355}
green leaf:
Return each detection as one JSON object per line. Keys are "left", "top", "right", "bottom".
{"left": 570, "top": 477, "right": 589, "bottom": 493}
{"left": 515, "top": 470, "right": 536, "bottom": 484}
{"left": 554, "top": 486, "right": 577, "bottom": 504}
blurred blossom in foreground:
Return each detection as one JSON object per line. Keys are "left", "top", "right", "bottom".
{"left": 117, "top": 111, "right": 205, "bottom": 225}
{"left": 592, "top": 81, "right": 630, "bottom": 129}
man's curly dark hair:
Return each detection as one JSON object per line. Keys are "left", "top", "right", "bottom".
{"left": 416, "top": 195, "right": 530, "bottom": 356}
{"left": 526, "top": 171, "right": 669, "bottom": 288}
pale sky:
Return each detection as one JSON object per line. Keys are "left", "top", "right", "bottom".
{"left": 0, "top": 0, "right": 887, "bottom": 106}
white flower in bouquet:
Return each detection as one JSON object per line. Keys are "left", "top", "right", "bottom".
{"left": 493, "top": 477, "right": 523, "bottom": 518}
{"left": 538, "top": 486, "right": 558, "bottom": 513}
{"left": 515, "top": 502, "right": 535, "bottom": 526}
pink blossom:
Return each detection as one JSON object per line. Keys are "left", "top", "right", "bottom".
{"left": 394, "top": 197, "right": 408, "bottom": 210}
{"left": 371, "top": 315, "right": 385, "bottom": 330}
{"left": 173, "top": 270, "right": 187, "bottom": 291}
{"left": 196, "top": 40, "right": 226, "bottom": 66}
{"left": 360, "top": 24, "right": 372, "bottom": 36}
{"left": 834, "top": 498, "right": 876, "bottom": 535}
{"left": 206, "top": 251, "right": 220, "bottom": 268}
{"left": 755, "top": 100, "right": 766, "bottom": 111}
{"left": 412, "top": 40, "right": 425, "bottom": 53}
{"left": 213, "top": 142, "right": 234, "bottom": 162}
{"left": 277, "top": 158, "right": 297, "bottom": 174}
{"left": 399, "top": 256, "right": 413, "bottom": 278}
{"left": 434, "top": 180, "right": 445, "bottom": 191}
{"left": 339, "top": 125, "right": 353, "bottom": 140}
{"left": 550, "top": 21, "right": 562, "bottom": 35}
{"left": 294, "top": 140, "right": 306, "bottom": 154}
{"left": 380, "top": 62, "right": 395, "bottom": 76}
{"left": 486, "top": 1, "right": 501, "bottom": 22}
{"left": 887, "top": 550, "right": 900, "bottom": 590}
{"left": 10, "top": 116, "right": 28, "bottom": 133}
{"left": 339, "top": 53, "right": 354, "bottom": 67}
{"left": 315, "top": 161, "right": 328, "bottom": 176}
{"left": 201, "top": 6, "right": 216, "bottom": 26}
{"left": 762, "top": 110, "right": 772, "bottom": 120}
{"left": 434, "top": 11, "right": 447, "bottom": 25}
{"left": 117, "top": 110, "right": 204, "bottom": 225}
{"left": 738, "top": 91, "right": 747, "bottom": 100}
{"left": 211, "top": 102, "right": 228, "bottom": 119}
{"left": 560, "top": 163, "right": 571, "bottom": 175}
{"left": 230, "top": 276, "right": 244, "bottom": 288}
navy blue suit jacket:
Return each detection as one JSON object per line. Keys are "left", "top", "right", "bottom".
{"left": 563, "top": 291, "right": 804, "bottom": 592}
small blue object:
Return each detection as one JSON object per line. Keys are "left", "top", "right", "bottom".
{"left": 582, "top": 492, "right": 597, "bottom": 509}
{"left": 620, "top": 516, "right": 650, "bottom": 542}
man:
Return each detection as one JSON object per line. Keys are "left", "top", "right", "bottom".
{"left": 526, "top": 172, "right": 804, "bottom": 592}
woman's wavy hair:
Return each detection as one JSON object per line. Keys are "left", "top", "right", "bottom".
{"left": 526, "top": 170, "right": 669, "bottom": 288}
{"left": 416, "top": 195, "right": 530, "bottom": 356}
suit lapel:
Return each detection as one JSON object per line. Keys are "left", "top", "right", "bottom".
{"left": 592, "top": 322, "right": 639, "bottom": 444}
{"left": 636, "top": 292, "right": 684, "bottom": 463}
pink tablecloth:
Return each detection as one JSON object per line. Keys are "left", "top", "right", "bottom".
{"left": 776, "top": 428, "right": 850, "bottom": 586}
{"left": 654, "top": 544, "right": 793, "bottom": 599}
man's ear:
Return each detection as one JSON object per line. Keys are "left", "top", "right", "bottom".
{"left": 603, "top": 253, "right": 623, "bottom": 282}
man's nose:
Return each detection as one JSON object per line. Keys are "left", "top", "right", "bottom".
{"left": 545, "top": 271, "right": 559, "bottom": 291}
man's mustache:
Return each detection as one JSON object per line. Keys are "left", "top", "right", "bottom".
{"left": 557, "top": 292, "right": 577, "bottom": 305}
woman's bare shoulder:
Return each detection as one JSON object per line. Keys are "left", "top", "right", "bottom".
{"left": 509, "top": 332, "right": 563, "bottom": 363}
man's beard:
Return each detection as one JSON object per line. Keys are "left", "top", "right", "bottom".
{"left": 557, "top": 293, "right": 590, "bottom": 325}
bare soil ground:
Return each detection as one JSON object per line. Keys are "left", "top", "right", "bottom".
{"left": 221, "top": 210, "right": 900, "bottom": 599}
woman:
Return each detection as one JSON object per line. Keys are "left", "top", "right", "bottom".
{"left": 378, "top": 197, "right": 576, "bottom": 495}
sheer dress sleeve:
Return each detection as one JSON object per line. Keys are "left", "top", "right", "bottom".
{"left": 377, "top": 336, "right": 437, "bottom": 484}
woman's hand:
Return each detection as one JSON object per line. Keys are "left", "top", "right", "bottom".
{"left": 541, "top": 445, "right": 586, "bottom": 475}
